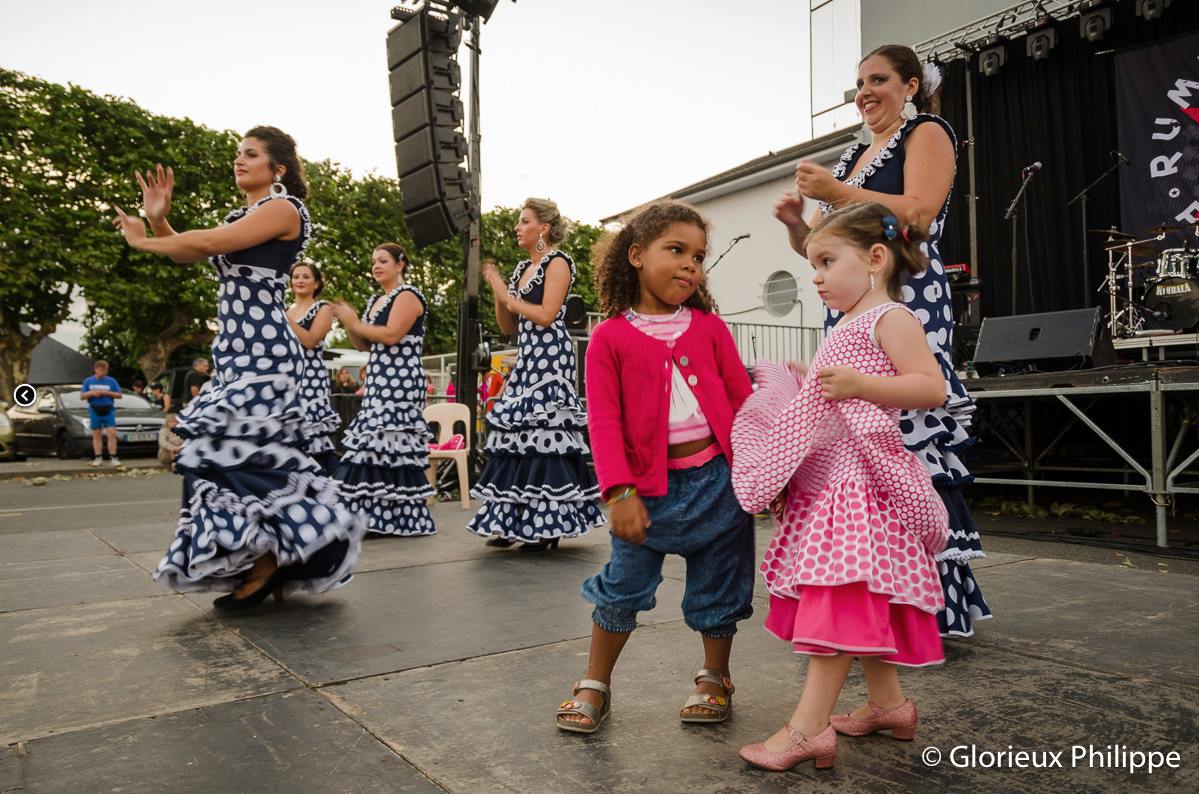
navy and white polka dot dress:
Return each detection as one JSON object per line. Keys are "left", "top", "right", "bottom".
{"left": 821, "top": 114, "right": 992, "bottom": 637}
{"left": 153, "top": 196, "right": 365, "bottom": 595}
{"left": 291, "top": 300, "right": 340, "bottom": 474}
{"left": 467, "top": 251, "right": 603, "bottom": 541}
{"left": 333, "top": 284, "right": 436, "bottom": 536}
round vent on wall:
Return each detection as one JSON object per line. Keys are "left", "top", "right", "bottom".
{"left": 763, "top": 270, "right": 799, "bottom": 317}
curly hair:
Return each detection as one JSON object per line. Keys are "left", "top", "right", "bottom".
{"left": 806, "top": 202, "right": 929, "bottom": 301}
{"left": 593, "top": 200, "right": 718, "bottom": 318}
{"left": 244, "top": 125, "right": 308, "bottom": 200}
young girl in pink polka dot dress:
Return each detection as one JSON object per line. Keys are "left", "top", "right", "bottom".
{"left": 732, "top": 202, "right": 950, "bottom": 772}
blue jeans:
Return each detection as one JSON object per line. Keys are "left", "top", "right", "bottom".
{"left": 581, "top": 454, "right": 755, "bottom": 638}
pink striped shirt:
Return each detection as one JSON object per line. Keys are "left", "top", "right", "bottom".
{"left": 625, "top": 307, "right": 713, "bottom": 444}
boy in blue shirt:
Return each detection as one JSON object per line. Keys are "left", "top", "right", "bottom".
{"left": 80, "top": 360, "right": 122, "bottom": 466}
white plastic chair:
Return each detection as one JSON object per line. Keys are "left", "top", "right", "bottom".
{"left": 424, "top": 402, "right": 472, "bottom": 509}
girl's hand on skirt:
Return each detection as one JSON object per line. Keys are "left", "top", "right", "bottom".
{"left": 816, "top": 366, "right": 861, "bottom": 401}
{"left": 609, "top": 494, "right": 651, "bottom": 545}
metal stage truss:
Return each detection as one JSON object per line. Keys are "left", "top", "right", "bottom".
{"left": 967, "top": 364, "right": 1199, "bottom": 548}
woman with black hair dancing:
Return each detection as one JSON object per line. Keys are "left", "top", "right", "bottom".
{"left": 114, "top": 127, "right": 365, "bottom": 611}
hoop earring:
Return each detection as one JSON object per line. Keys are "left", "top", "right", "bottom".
{"left": 536, "top": 235, "right": 546, "bottom": 252}
{"left": 269, "top": 175, "right": 288, "bottom": 199}
{"left": 900, "top": 95, "right": 917, "bottom": 121}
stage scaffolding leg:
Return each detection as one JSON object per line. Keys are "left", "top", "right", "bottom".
{"left": 1150, "top": 385, "right": 1168, "bottom": 548}
{"left": 1024, "top": 399, "right": 1035, "bottom": 506}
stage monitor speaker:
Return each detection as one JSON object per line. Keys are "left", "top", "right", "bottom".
{"left": 973, "top": 307, "right": 1114, "bottom": 375}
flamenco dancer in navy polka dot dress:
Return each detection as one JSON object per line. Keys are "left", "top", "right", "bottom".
{"left": 331, "top": 243, "right": 436, "bottom": 537}
{"left": 113, "top": 127, "right": 365, "bottom": 610}
{"left": 287, "top": 261, "right": 339, "bottom": 474}
{"left": 776, "top": 46, "right": 991, "bottom": 637}
{"left": 468, "top": 198, "right": 603, "bottom": 550}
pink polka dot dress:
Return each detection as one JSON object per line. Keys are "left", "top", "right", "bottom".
{"left": 731, "top": 302, "right": 949, "bottom": 666}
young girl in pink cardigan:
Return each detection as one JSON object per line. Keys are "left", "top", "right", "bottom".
{"left": 554, "top": 200, "right": 755, "bottom": 734}
{"left": 732, "top": 202, "right": 950, "bottom": 772}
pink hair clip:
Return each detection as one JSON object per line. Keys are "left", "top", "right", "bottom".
{"left": 901, "top": 226, "right": 912, "bottom": 242}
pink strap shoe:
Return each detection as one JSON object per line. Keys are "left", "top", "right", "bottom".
{"left": 738, "top": 723, "right": 837, "bottom": 771}
{"left": 830, "top": 698, "right": 918, "bottom": 740}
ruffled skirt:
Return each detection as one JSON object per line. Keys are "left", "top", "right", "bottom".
{"left": 765, "top": 583, "right": 944, "bottom": 667}
{"left": 899, "top": 357, "right": 994, "bottom": 635}
{"left": 468, "top": 374, "right": 602, "bottom": 541}
{"left": 935, "top": 483, "right": 992, "bottom": 636}
{"left": 334, "top": 400, "right": 436, "bottom": 536}
{"left": 153, "top": 370, "right": 365, "bottom": 593}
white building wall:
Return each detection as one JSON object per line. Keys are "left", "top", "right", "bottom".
{"left": 696, "top": 174, "right": 819, "bottom": 331}
{"left": 678, "top": 135, "right": 856, "bottom": 368}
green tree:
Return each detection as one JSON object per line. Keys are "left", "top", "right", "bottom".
{"left": 0, "top": 68, "right": 121, "bottom": 396}
{"left": 0, "top": 67, "right": 239, "bottom": 392}
{"left": 1, "top": 67, "right": 605, "bottom": 396}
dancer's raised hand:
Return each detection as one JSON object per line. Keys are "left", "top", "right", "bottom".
{"left": 112, "top": 205, "right": 147, "bottom": 246}
{"left": 774, "top": 192, "right": 806, "bottom": 230}
{"left": 794, "top": 160, "right": 840, "bottom": 202}
{"left": 330, "top": 300, "right": 359, "bottom": 326}
{"left": 135, "top": 164, "right": 174, "bottom": 225}
{"left": 482, "top": 259, "right": 505, "bottom": 292}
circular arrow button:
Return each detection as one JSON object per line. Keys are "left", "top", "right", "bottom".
{"left": 13, "top": 383, "right": 36, "bottom": 408}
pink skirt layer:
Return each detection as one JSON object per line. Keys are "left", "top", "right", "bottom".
{"left": 765, "top": 582, "right": 945, "bottom": 667}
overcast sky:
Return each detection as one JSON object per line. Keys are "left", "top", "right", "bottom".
{"left": 3, "top": 0, "right": 814, "bottom": 349}
{"left": 2, "top": 0, "right": 812, "bottom": 224}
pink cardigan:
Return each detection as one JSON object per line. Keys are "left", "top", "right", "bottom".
{"left": 585, "top": 310, "right": 753, "bottom": 498}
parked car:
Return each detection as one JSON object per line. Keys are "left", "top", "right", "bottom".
{"left": 0, "top": 400, "right": 16, "bottom": 460}
{"left": 6, "top": 385, "right": 165, "bottom": 459}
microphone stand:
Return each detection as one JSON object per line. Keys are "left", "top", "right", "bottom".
{"left": 1004, "top": 168, "right": 1038, "bottom": 316}
{"left": 1067, "top": 156, "right": 1123, "bottom": 308}
{"left": 706, "top": 234, "right": 749, "bottom": 274}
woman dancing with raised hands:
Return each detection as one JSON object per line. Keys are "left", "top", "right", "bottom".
{"left": 467, "top": 198, "right": 603, "bottom": 551}
{"left": 113, "top": 127, "right": 365, "bottom": 611}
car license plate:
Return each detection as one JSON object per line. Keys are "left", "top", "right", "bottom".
{"left": 122, "top": 432, "right": 156, "bottom": 443}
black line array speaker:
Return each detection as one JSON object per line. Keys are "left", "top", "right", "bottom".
{"left": 387, "top": 7, "right": 476, "bottom": 247}
{"left": 973, "top": 307, "right": 1114, "bottom": 375}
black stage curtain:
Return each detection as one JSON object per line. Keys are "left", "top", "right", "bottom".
{"left": 932, "top": 2, "right": 1199, "bottom": 320}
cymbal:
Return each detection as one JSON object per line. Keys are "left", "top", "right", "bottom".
{"left": 1148, "top": 224, "right": 1181, "bottom": 235}
{"left": 1089, "top": 227, "right": 1133, "bottom": 238}
{"left": 1105, "top": 241, "right": 1162, "bottom": 257}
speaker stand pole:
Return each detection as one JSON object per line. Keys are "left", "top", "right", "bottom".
{"left": 965, "top": 66, "right": 980, "bottom": 298}
{"left": 1067, "top": 156, "right": 1122, "bottom": 309}
{"left": 1004, "top": 168, "right": 1036, "bottom": 315}
{"left": 456, "top": 15, "right": 483, "bottom": 467}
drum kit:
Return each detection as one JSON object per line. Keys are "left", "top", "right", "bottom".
{"left": 1098, "top": 221, "right": 1199, "bottom": 338}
